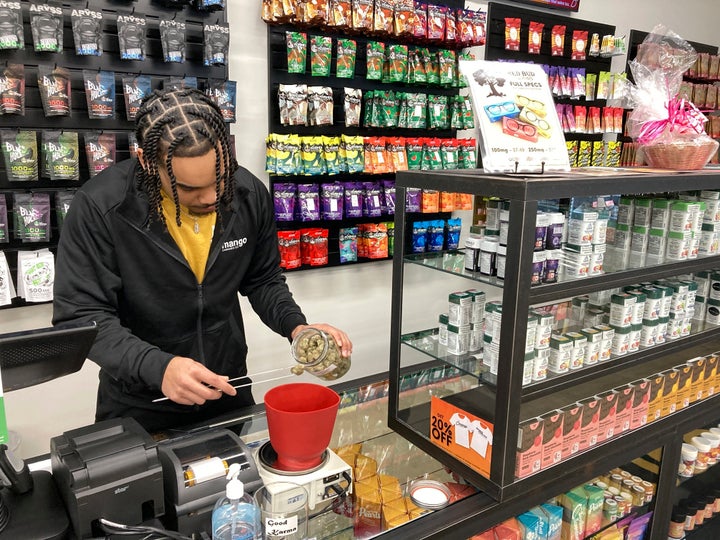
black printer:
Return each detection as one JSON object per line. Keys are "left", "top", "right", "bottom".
{"left": 50, "top": 417, "right": 164, "bottom": 539}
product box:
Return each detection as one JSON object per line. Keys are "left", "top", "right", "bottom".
{"left": 516, "top": 417, "right": 543, "bottom": 479}
{"left": 560, "top": 487, "right": 587, "bottom": 540}
{"left": 630, "top": 379, "right": 650, "bottom": 429}
{"left": 675, "top": 363, "right": 693, "bottom": 409}
{"left": 582, "top": 484, "right": 605, "bottom": 536}
{"left": 660, "top": 368, "right": 679, "bottom": 417}
{"left": 596, "top": 390, "right": 619, "bottom": 442}
{"left": 494, "top": 517, "right": 522, "bottom": 540}
{"left": 541, "top": 409, "right": 565, "bottom": 469}
{"left": 353, "top": 480, "right": 382, "bottom": 538}
{"left": 687, "top": 356, "right": 706, "bottom": 402}
{"left": 613, "top": 385, "right": 634, "bottom": 435}
{"left": 517, "top": 509, "right": 544, "bottom": 540}
{"left": 541, "top": 503, "right": 563, "bottom": 540}
{"left": 705, "top": 353, "right": 718, "bottom": 396}
{"left": 560, "top": 403, "right": 583, "bottom": 459}
{"left": 577, "top": 397, "right": 600, "bottom": 450}
{"left": 646, "top": 373, "right": 666, "bottom": 422}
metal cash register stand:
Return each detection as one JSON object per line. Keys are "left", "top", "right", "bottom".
{"left": 0, "top": 322, "right": 98, "bottom": 539}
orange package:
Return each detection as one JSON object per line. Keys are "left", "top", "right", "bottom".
{"left": 422, "top": 189, "right": 439, "bottom": 213}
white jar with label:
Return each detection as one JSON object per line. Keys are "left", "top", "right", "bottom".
{"left": 479, "top": 237, "right": 499, "bottom": 276}
{"left": 610, "top": 325, "right": 630, "bottom": 356}
{"left": 464, "top": 234, "right": 484, "bottom": 272}
{"left": 496, "top": 244, "right": 507, "bottom": 280}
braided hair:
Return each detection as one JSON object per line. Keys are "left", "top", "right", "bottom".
{"left": 134, "top": 87, "right": 238, "bottom": 228}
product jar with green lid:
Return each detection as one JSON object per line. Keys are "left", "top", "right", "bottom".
{"left": 291, "top": 327, "right": 351, "bottom": 380}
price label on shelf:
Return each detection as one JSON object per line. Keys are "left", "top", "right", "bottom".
{"left": 430, "top": 396, "right": 493, "bottom": 478}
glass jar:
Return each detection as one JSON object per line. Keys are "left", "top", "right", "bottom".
{"left": 291, "top": 328, "right": 351, "bottom": 381}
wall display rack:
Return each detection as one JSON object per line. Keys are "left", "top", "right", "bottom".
{"left": 381, "top": 167, "right": 720, "bottom": 539}
{"left": 0, "top": 0, "right": 228, "bottom": 309}
{"left": 264, "top": 0, "right": 470, "bottom": 271}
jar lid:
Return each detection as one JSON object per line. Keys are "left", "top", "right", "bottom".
{"left": 691, "top": 436, "right": 712, "bottom": 452}
{"left": 701, "top": 432, "right": 720, "bottom": 447}
{"left": 409, "top": 480, "right": 451, "bottom": 510}
{"left": 681, "top": 443, "right": 698, "bottom": 458}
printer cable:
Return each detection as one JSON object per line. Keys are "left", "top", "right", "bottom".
{"left": 97, "top": 518, "right": 193, "bottom": 540}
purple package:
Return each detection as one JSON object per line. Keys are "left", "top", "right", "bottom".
{"left": 296, "top": 183, "right": 320, "bottom": 221}
{"left": 344, "top": 182, "right": 363, "bottom": 218}
{"left": 406, "top": 187, "right": 422, "bottom": 212}
{"left": 382, "top": 179, "right": 396, "bottom": 215}
{"left": 363, "top": 182, "right": 382, "bottom": 218}
{"left": 321, "top": 183, "right": 344, "bottom": 220}
{"left": 625, "top": 512, "right": 652, "bottom": 540}
{"left": 273, "top": 182, "right": 296, "bottom": 221}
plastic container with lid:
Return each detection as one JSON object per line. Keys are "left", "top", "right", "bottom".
{"left": 408, "top": 479, "right": 451, "bottom": 510}
{"left": 668, "top": 509, "right": 686, "bottom": 539}
{"left": 701, "top": 431, "right": 720, "bottom": 464}
{"left": 291, "top": 328, "right": 351, "bottom": 381}
{"left": 678, "top": 443, "right": 698, "bottom": 478}
{"left": 691, "top": 436, "right": 712, "bottom": 472}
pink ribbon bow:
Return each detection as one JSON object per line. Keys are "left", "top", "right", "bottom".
{"left": 637, "top": 97, "right": 706, "bottom": 145}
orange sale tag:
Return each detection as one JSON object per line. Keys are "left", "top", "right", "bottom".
{"left": 430, "top": 396, "right": 493, "bottom": 478}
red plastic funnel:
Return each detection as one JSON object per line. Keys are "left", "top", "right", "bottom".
{"left": 264, "top": 383, "right": 340, "bottom": 471}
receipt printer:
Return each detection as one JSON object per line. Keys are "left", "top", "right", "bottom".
{"left": 50, "top": 417, "right": 165, "bottom": 538}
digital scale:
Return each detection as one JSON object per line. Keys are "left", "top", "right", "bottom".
{"left": 255, "top": 441, "right": 352, "bottom": 512}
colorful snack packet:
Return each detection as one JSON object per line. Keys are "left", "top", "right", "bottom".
{"left": 387, "top": 44, "right": 409, "bottom": 83}
{"left": 352, "top": 0, "right": 373, "bottom": 32}
{"left": 83, "top": 70, "right": 116, "bottom": 119}
{"left": 30, "top": 3, "right": 63, "bottom": 53}
{"left": 344, "top": 87, "right": 362, "bottom": 127}
{"left": 38, "top": 65, "right": 71, "bottom": 117}
{"left": 71, "top": 7, "right": 103, "bottom": 56}
{"left": 122, "top": 75, "right": 152, "bottom": 121}
{"left": 505, "top": 17, "right": 521, "bottom": 51}
{"left": 160, "top": 19, "right": 186, "bottom": 63}
{"left": 551, "top": 25, "right": 566, "bottom": 56}
{"left": 0, "top": 2, "right": 23, "bottom": 50}
{"left": 428, "top": 4, "right": 447, "bottom": 41}
{"left": 328, "top": 0, "right": 352, "bottom": 28}
{"left": 117, "top": 13, "right": 147, "bottom": 60}
{"left": 203, "top": 21, "right": 229, "bottom": 66}
{"left": 0, "top": 63, "right": 24, "bottom": 115}
{"left": 286, "top": 31, "right": 308, "bottom": 74}
{"left": 1, "top": 130, "right": 38, "bottom": 181}
{"left": 571, "top": 30, "right": 588, "bottom": 61}
{"left": 336, "top": 39, "right": 356, "bottom": 78}
{"left": 42, "top": 130, "right": 80, "bottom": 181}
{"left": 528, "top": 21, "right": 544, "bottom": 54}
{"left": 84, "top": 131, "right": 116, "bottom": 177}
{"left": 366, "top": 41, "right": 385, "bottom": 81}
{"left": 310, "top": 35, "right": 332, "bottom": 77}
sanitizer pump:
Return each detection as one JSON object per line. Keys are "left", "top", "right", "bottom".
{"left": 211, "top": 463, "right": 260, "bottom": 540}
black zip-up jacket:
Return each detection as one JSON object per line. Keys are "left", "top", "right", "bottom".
{"left": 52, "top": 160, "right": 307, "bottom": 428}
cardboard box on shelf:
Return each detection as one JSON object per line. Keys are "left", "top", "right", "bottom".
{"left": 516, "top": 417, "right": 543, "bottom": 479}
{"left": 675, "top": 363, "right": 693, "bottom": 410}
{"left": 559, "top": 403, "right": 583, "bottom": 460}
{"left": 687, "top": 356, "right": 706, "bottom": 402}
{"left": 646, "top": 373, "right": 666, "bottom": 422}
{"left": 630, "top": 379, "right": 650, "bottom": 430}
{"left": 577, "top": 397, "right": 600, "bottom": 451}
{"left": 582, "top": 484, "right": 605, "bottom": 536}
{"left": 660, "top": 368, "right": 679, "bottom": 418}
{"left": 613, "top": 385, "right": 634, "bottom": 435}
{"left": 560, "top": 487, "right": 587, "bottom": 540}
{"left": 705, "top": 353, "right": 718, "bottom": 396}
{"left": 596, "top": 390, "right": 619, "bottom": 443}
{"left": 540, "top": 409, "right": 565, "bottom": 470}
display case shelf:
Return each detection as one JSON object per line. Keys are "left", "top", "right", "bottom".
{"left": 401, "top": 329, "right": 485, "bottom": 379}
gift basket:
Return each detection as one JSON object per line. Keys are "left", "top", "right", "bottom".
{"left": 623, "top": 25, "right": 718, "bottom": 169}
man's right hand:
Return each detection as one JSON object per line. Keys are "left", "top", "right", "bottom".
{"left": 161, "top": 356, "right": 238, "bottom": 405}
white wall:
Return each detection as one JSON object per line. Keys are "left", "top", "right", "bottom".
{"left": 2, "top": 1, "right": 720, "bottom": 459}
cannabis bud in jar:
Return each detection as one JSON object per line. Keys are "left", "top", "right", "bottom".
{"left": 290, "top": 328, "right": 351, "bottom": 381}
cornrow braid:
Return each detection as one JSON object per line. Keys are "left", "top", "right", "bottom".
{"left": 134, "top": 87, "right": 238, "bottom": 229}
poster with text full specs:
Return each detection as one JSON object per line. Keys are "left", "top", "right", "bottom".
{"left": 459, "top": 60, "right": 571, "bottom": 174}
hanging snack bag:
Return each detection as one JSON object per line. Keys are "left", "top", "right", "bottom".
{"left": 117, "top": 13, "right": 147, "bottom": 60}
{"left": 55, "top": 190, "right": 75, "bottom": 234}
{"left": 2, "top": 130, "right": 38, "bottom": 182}
{"left": 352, "top": 0, "right": 373, "bottom": 32}
{"left": 406, "top": 137, "right": 424, "bottom": 170}
{"left": 273, "top": 182, "right": 297, "bottom": 221}
{"left": 38, "top": 65, "right": 72, "bottom": 117}
{"left": 552, "top": 25, "right": 566, "bottom": 56}
{"left": 424, "top": 49, "right": 440, "bottom": 85}
{"left": 373, "top": 0, "right": 394, "bottom": 35}
{"left": 310, "top": 35, "right": 332, "bottom": 77}
{"left": 296, "top": 183, "right": 320, "bottom": 221}
{"left": 387, "top": 44, "right": 409, "bottom": 83}
{"left": 504, "top": 17, "right": 521, "bottom": 51}
{"left": 84, "top": 70, "right": 116, "bottom": 119}
{"left": 85, "top": 131, "right": 116, "bottom": 177}
{"left": 298, "top": 0, "right": 328, "bottom": 25}
{"left": 342, "top": 135, "right": 364, "bottom": 173}
{"left": 528, "top": 21, "right": 544, "bottom": 54}
{"left": 0, "top": 63, "right": 24, "bottom": 115}
{"left": 438, "top": 49, "right": 456, "bottom": 87}
{"left": 343, "top": 181, "right": 363, "bottom": 218}
{"left": 322, "top": 136, "right": 341, "bottom": 175}
{"left": 336, "top": 39, "right": 356, "bottom": 79}
{"left": 122, "top": 75, "right": 152, "bottom": 122}
{"left": 203, "top": 21, "right": 230, "bottom": 66}
{"left": 363, "top": 181, "right": 382, "bottom": 217}
{"left": 329, "top": 0, "right": 351, "bottom": 28}
{"left": 388, "top": 137, "right": 408, "bottom": 172}
{"left": 321, "top": 182, "right": 344, "bottom": 220}
{"left": 13, "top": 192, "right": 51, "bottom": 242}
{"left": 394, "top": 0, "right": 415, "bottom": 37}
{"left": 0, "top": 2, "right": 23, "bottom": 50}
{"left": 71, "top": 7, "right": 103, "bottom": 56}
{"left": 286, "top": 31, "right": 308, "bottom": 74}
{"left": 428, "top": 94, "right": 448, "bottom": 130}
{"left": 366, "top": 42, "right": 385, "bottom": 81}
{"left": 413, "top": 2, "right": 428, "bottom": 41}
{"left": 339, "top": 227, "right": 358, "bottom": 263}
{"left": 344, "top": 87, "right": 362, "bottom": 127}
{"left": 571, "top": 30, "right": 588, "bottom": 61}
{"left": 300, "top": 136, "right": 326, "bottom": 176}
{"left": 128, "top": 132, "right": 139, "bottom": 159}
{"left": 30, "top": 3, "right": 63, "bottom": 53}
{"left": 160, "top": 20, "right": 186, "bottom": 63}
{"left": 307, "top": 86, "right": 333, "bottom": 126}
{"left": 206, "top": 79, "right": 237, "bottom": 123}
{"left": 427, "top": 5, "right": 446, "bottom": 42}
{"left": 163, "top": 76, "right": 198, "bottom": 91}
{"left": 42, "top": 130, "right": 79, "bottom": 181}
{"left": 278, "top": 230, "right": 302, "bottom": 270}
{"left": 0, "top": 193, "right": 7, "bottom": 242}
{"left": 279, "top": 84, "right": 308, "bottom": 126}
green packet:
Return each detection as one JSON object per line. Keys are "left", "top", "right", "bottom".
{"left": 286, "top": 31, "right": 307, "bottom": 74}
{"left": 366, "top": 41, "right": 385, "bottom": 81}
{"left": 1, "top": 130, "right": 38, "bottom": 181}
{"left": 311, "top": 35, "right": 332, "bottom": 77}
{"left": 335, "top": 38, "right": 356, "bottom": 79}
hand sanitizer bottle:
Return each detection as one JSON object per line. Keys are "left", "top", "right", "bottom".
{"left": 211, "top": 463, "right": 260, "bottom": 540}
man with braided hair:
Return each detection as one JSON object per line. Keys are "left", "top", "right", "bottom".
{"left": 53, "top": 88, "right": 352, "bottom": 432}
